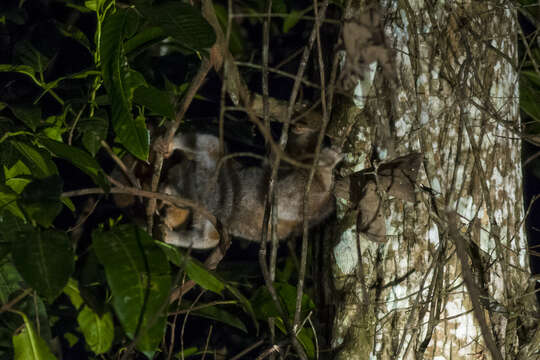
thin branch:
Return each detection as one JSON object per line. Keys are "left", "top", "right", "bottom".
{"left": 0, "top": 289, "right": 33, "bottom": 314}
{"left": 230, "top": 340, "right": 265, "bottom": 360}
{"left": 62, "top": 186, "right": 217, "bottom": 229}
{"left": 232, "top": 13, "right": 339, "bottom": 24}
{"left": 146, "top": 59, "right": 212, "bottom": 234}
{"left": 236, "top": 61, "right": 322, "bottom": 89}
{"left": 101, "top": 140, "right": 140, "bottom": 189}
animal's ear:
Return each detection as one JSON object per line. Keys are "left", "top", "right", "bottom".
{"left": 350, "top": 152, "right": 423, "bottom": 242}
{"left": 376, "top": 152, "right": 422, "bottom": 202}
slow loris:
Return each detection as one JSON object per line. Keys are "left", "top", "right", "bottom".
{"left": 161, "top": 133, "right": 342, "bottom": 249}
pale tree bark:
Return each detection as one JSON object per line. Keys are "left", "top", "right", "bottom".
{"left": 329, "top": 1, "right": 539, "bottom": 359}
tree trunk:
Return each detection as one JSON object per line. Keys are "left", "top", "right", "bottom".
{"left": 329, "top": 1, "right": 539, "bottom": 359}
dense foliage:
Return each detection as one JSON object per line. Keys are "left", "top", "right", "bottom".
{"left": 0, "top": 0, "right": 327, "bottom": 358}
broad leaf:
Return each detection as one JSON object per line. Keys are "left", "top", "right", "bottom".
{"left": 0, "top": 183, "right": 25, "bottom": 219}
{"left": 182, "top": 300, "right": 247, "bottom": 333}
{"left": 0, "top": 65, "right": 40, "bottom": 88}
{"left": 92, "top": 224, "right": 171, "bottom": 355}
{"left": 156, "top": 242, "right": 224, "bottom": 294}
{"left": 124, "top": 26, "right": 166, "bottom": 56}
{"left": 213, "top": 4, "right": 244, "bottom": 56}
{"left": 251, "top": 282, "right": 315, "bottom": 320}
{"left": 101, "top": 10, "right": 149, "bottom": 160}
{"left": 225, "top": 283, "right": 258, "bottom": 332}
{"left": 10, "top": 105, "right": 40, "bottom": 131}
{"left": 64, "top": 278, "right": 84, "bottom": 310}
{"left": 133, "top": 86, "right": 175, "bottom": 119}
{"left": 38, "top": 138, "right": 108, "bottom": 189}
{"left": 14, "top": 41, "right": 50, "bottom": 75}
{"left": 10, "top": 141, "right": 58, "bottom": 179}
{"left": 0, "top": 214, "right": 29, "bottom": 256}
{"left": 64, "top": 274, "right": 114, "bottom": 356}
{"left": 78, "top": 306, "right": 114, "bottom": 355}
{"left": 0, "top": 259, "right": 24, "bottom": 304}
{"left": 520, "top": 78, "right": 540, "bottom": 133}
{"left": 19, "top": 175, "right": 63, "bottom": 228}
{"left": 184, "top": 257, "right": 225, "bottom": 295}
{"left": 0, "top": 244, "right": 53, "bottom": 343}
{"left": 12, "top": 311, "right": 56, "bottom": 360}
{"left": 54, "top": 20, "right": 92, "bottom": 53}
{"left": 78, "top": 113, "right": 109, "bottom": 156}
{"left": 522, "top": 70, "right": 540, "bottom": 87}
{"left": 12, "top": 228, "right": 74, "bottom": 302}
{"left": 136, "top": 1, "right": 216, "bottom": 51}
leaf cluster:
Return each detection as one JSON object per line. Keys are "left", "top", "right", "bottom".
{"left": 0, "top": 0, "right": 324, "bottom": 358}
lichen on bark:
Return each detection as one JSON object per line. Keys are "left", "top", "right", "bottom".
{"left": 331, "top": 1, "right": 538, "bottom": 359}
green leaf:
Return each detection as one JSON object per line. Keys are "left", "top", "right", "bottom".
{"left": 78, "top": 113, "right": 109, "bottom": 156}
{"left": 14, "top": 41, "right": 50, "bottom": 75}
{"left": 38, "top": 138, "right": 108, "bottom": 189}
{"left": 522, "top": 70, "right": 540, "bottom": 87}
{"left": 78, "top": 306, "right": 114, "bottom": 355}
{"left": 64, "top": 277, "right": 114, "bottom": 356}
{"left": 61, "top": 197, "right": 75, "bottom": 212}
{"left": 520, "top": 78, "right": 540, "bottom": 133}
{"left": 135, "top": 1, "right": 216, "bottom": 51}
{"left": 283, "top": 10, "right": 303, "bottom": 33}
{"left": 10, "top": 141, "right": 58, "bottom": 179}
{"left": 12, "top": 311, "right": 57, "bottom": 360}
{"left": 12, "top": 228, "right": 74, "bottom": 302}
{"left": 0, "top": 237, "right": 53, "bottom": 342}
{"left": 155, "top": 241, "right": 185, "bottom": 266}
{"left": 92, "top": 224, "right": 171, "bottom": 355}
{"left": 64, "top": 278, "right": 84, "bottom": 310}
{"left": 183, "top": 300, "right": 247, "bottom": 333}
{"left": 124, "top": 26, "right": 166, "bottom": 56}
{"left": 0, "top": 65, "right": 40, "bottom": 87}
{"left": 63, "top": 332, "right": 79, "bottom": 347}
{"left": 0, "top": 183, "right": 25, "bottom": 219}
{"left": 1, "top": 7, "right": 27, "bottom": 25}
{"left": 0, "top": 140, "right": 20, "bottom": 171}
{"left": 0, "top": 213, "right": 29, "bottom": 254}
{"left": 297, "top": 327, "right": 315, "bottom": 359}
{"left": 54, "top": 20, "right": 92, "bottom": 53}
{"left": 101, "top": 10, "right": 149, "bottom": 160}
{"left": 0, "top": 259, "right": 24, "bottom": 304}
{"left": 5, "top": 173, "right": 32, "bottom": 194}
{"left": 225, "top": 283, "right": 258, "bottom": 332}
{"left": 66, "top": 68, "right": 101, "bottom": 80}
{"left": 133, "top": 86, "right": 175, "bottom": 119}
{"left": 124, "top": 69, "right": 147, "bottom": 99}
{"left": 19, "top": 176, "right": 63, "bottom": 227}
{"left": 272, "top": 0, "right": 287, "bottom": 13}
{"left": 213, "top": 4, "right": 244, "bottom": 56}
{"left": 251, "top": 282, "right": 315, "bottom": 320}
{"left": 156, "top": 243, "right": 225, "bottom": 294}
{"left": 10, "top": 105, "right": 41, "bottom": 131}
{"left": 124, "top": 7, "right": 141, "bottom": 39}
{"left": 84, "top": 1, "right": 97, "bottom": 11}
{"left": 184, "top": 258, "right": 225, "bottom": 294}
{"left": 177, "top": 347, "right": 198, "bottom": 357}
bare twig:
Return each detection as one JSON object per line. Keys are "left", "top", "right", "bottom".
{"left": 62, "top": 186, "right": 217, "bottom": 229}
{"left": 230, "top": 340, "right": 265, "bottom": 360}
{"left": 146, "top": 59, "right": 212, "bottom": 234}
{"left": 0, "top": 289, "right": 33, "bottom": 314}
{"left": 101, "top": 140, "right": 140, "bottom": 189}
